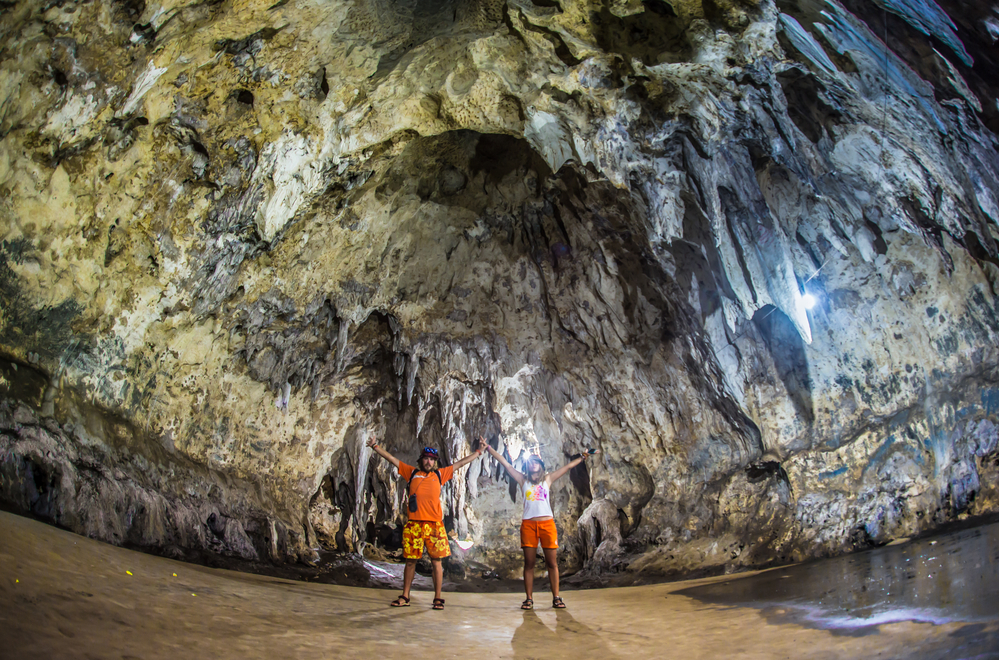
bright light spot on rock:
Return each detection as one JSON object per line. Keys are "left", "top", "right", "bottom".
{"left": 802, "top": 293, "right": 817, "bottom": 310}
{"left": 456, "top": 539, "right": 474, "bottom": 550}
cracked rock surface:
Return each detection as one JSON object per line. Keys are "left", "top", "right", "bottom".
{"left": 2, "top": 0, "right": 999, "bottom": 578}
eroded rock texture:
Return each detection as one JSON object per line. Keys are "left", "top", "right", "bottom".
{"left": 2, "top": 0, "right": 999, "bottom": 577}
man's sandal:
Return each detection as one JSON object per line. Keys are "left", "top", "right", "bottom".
{"left": 432, "top": 598, "right": 445, "bottom": 610}
{"left": 552, "top": 596, "right": 566, "bottom": 609}
{"left": 521, "top": 599, "right": 533, "bottom": 610}
{"left": 390, "top": 595, "right": 410, "bottom": 607}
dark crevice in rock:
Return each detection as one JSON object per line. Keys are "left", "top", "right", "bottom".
{"left": 130, "top": 22, "right": 156, "bottom": 46}
{"left": 775, "top": 65, "right": 842, "bottom": 144}
{"left": 754, "top": 305, "right": 815, "bottom": 425}
{"left": 215, "top": 27, "right": 282, "bottom": 56}
{"left": 718, "top": 188, "right": 760, "bottom": 306}
{"left": 319, "top": 67, "right": 329, "bottom": 98}
{"left": 514, "top": 8, "right": 582, "bottom": 67}
{"left": 0, "top": 359, "right": 49, "bottom": 407}
{"left": 368, "top": 0, "right": 492, "bottom": 82}
{"left": 111, "top": 0, "right": 145, "bottom": 25}
{"left": 233, "top": 89, "right": 254, "bottom": 106}
{"left": 589, "top": 1, "right": 691, "bottom": 66}
{"left": 897, "top": 196, "right": 955, "bottom": 274}
{"left": 49, "top": 65, "right": 68, "bottom": 87}
{"left": 962, "top": 231, "right": 999, "bottom": 291}
{"left": 837, "top": 0, "right": 999, "bottom": 132}
{"left": 49, "top": 136, "right": 100, "bottom": 168}
{"left": 863, "top": 219, "right": 889, "bottom": 255}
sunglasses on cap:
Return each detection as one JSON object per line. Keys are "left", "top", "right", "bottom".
{"left": 420, "top": 447, "right": 439, "bottom": 458}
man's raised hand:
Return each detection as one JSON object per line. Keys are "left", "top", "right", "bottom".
{"left": 366, "top": 438, "right": 400, "bottom": 467}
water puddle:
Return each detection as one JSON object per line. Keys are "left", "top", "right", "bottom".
{"left": 678, "top": 522, "right": 999, "bottom": 632}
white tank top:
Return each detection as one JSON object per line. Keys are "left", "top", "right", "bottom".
{"left": 521, "top": 479, "right": 554, "bottom": 519}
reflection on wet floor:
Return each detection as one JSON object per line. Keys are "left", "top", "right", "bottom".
{"left": 678, "top": 522, "right": 999, "bottom": 631}
{"left": 511, "top": 609, "right": 622, "bottom": 660}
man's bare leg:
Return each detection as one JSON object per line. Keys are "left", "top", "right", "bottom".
{"left": 402, "top": 559, "right": 417, "bottom": 600}
{"left": 431, "top": 558, "right": 443, "bottom": 600}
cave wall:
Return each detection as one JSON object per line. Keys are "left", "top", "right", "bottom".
{"left": 1, "top": 0, "right": 999, "bottom": 576}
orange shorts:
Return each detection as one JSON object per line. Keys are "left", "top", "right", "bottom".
{"left": 402, "top": 520, "right": 451, "bottom": 559}
{"left": 520, "top": 519, "right": 558, "bottom": 549}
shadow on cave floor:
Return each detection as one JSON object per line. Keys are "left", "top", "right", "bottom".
{"left": 3, "top": 511, "right": 997, "bottom": 660}
{"left": 677, "top": 521, "right": 999, "bottom": 636}
{"left": 335, "top": 553, "right": 529, "bottom": 593}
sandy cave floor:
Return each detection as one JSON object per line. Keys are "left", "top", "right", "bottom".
{"left": 1, "top": 511, "right": 997, "bottom": 659}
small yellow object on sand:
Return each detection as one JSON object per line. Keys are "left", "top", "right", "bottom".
{"left": 126, "top": 571, "right": 133, "bottom": 576}
{"left": 173, "top": 573, "right": 177, "bottom": 577}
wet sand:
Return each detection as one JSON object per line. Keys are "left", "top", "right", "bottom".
{"left": 1, "top": 511, "right": 996, "bottom": 659}
{"left": 679, "top": 522, "right": 999, "bottom": 631}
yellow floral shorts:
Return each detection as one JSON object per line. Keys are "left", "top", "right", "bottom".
{"left": 402, "top": 520, "right": 451, "bottom": 559}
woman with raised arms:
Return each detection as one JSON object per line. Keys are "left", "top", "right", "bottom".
{"left": 483, "top": 438, "right": 598, "bottom": 610}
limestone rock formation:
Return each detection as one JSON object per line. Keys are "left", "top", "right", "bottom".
{"left": 1, "top": 0, "right": 998, "bottom": 578}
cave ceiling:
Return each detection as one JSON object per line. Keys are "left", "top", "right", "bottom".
{"left": 1, "top": 0, "right": 998, "bottom": 577}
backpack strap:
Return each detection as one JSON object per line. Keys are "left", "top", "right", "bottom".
{"left": 408, "top": 468, "right": 442, "bottom": 489}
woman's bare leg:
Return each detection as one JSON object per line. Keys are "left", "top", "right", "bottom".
{"left": 522, "top": 547, "right": 537, "bottom": 600}
{"left": 542, "top": 547, "right": 560, "bottom": 598}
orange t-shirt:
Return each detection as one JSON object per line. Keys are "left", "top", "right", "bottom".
{"left": 398, "top": 463, "right": 454, "bottom": 522}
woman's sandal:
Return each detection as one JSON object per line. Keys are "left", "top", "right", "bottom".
{"left": 390, "top": 595, "right": 410, "bottom": 607}
{"left": 552, "top": 596, "right": 566, "bottom": 609}
{"left": 432, "top": 598, "right": 446, "bottom": 610}
{"left": 521, "top": 599, "right": 534, "bottom": 610}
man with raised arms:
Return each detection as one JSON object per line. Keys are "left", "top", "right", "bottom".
{"left": 365, "top": 437, "right": 484, "bottom": 610}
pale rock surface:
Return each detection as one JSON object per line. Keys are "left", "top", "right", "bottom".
{"left": 1, "top": 0, "right": 998, "bottom": 578}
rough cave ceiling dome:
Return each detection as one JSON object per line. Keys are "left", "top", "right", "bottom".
{"left": 0, "top": 0, "right": 998, "bottom": 577}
